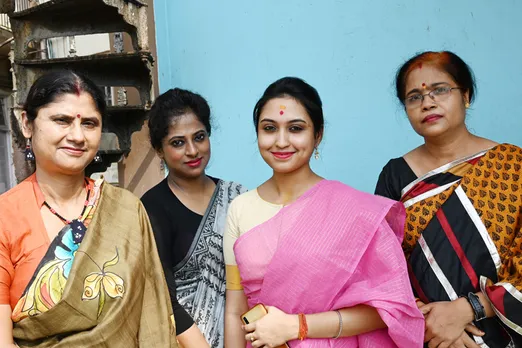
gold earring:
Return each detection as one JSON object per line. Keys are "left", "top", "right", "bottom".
{"left": 465, "top": 102, "right": 470, "bottom": 108}
{"left": 314, "top": 148, "right": 320, "bottom": 160}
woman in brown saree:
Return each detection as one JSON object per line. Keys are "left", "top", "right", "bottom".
{"left": 376, "top": 51, "right": 522, "bottom": 348}
{"left": 0, "top": 71, "right": 177, "bottom": 347}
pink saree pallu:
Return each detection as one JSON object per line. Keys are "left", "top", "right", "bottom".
{"left": 234, "top": 180, "right": 424, "bottom": 347}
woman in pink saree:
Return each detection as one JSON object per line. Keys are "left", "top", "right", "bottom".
{"left": 223, "top": 77, "right": 424, "bottom": 347}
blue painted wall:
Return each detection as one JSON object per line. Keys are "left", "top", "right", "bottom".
{"left": 153, "top": 0, "right": 522, "bottom": 192}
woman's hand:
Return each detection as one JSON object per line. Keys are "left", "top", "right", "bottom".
{"left": 448, "top": 331, "right": 482, "bottom": 348}
{"left": 0, "top": 305, "right": 17, "bottom": 348}
{"left": 243, "top": 306, "right": 298, "bottom": 347}
{"left": 421, "top": 298, "right": 483, "bottom": 348}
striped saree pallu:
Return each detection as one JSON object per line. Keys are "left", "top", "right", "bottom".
{"left": 402, "top": 144, "right": 522, "bottom": 348}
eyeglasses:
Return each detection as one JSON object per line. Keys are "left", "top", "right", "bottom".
{"left": 405, "top": 86, "right": 464, "bottom": 108}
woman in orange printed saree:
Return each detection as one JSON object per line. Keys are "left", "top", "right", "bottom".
{"left": 376, "top": 51, "right": 522, "bottom": 348}
{"left": 0, "top": 71, "right": 176, "bottom": 347}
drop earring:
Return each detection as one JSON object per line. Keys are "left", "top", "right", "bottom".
{"left": 314, "top": 148, "right": 320, "bottom": 160}
{"left": 25, "top": 139, "right": 35, "bottom": 162}
{"left": 93, "top": 153, "right": 102, "bottom": 163}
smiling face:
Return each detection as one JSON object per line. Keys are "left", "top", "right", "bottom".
{"left": 22, "top": 92, "right": 102, "bottom": 175}
{"left": 404, "top": 64, "right": 469, "bottom": 138}
{"left": 158, "top": 112, "right": 211, "bottom": 179}
{"left": 257, "top": 97, "right": 320, "bottom": 174}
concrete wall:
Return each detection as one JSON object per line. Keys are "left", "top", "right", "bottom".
{"left": 117, "top": 0, "right": 164, "bottom": 197}
{"left": 153, "top": 0, "right": 522, "bottom": 192}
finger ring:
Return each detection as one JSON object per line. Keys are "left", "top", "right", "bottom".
{"left": 250, "top": 336, "right": 255, "bottom": 342}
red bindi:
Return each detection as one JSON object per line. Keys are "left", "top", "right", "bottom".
{"left": 279, "top": 105, "right": 286, "bottom": 116}
{"left": 76, "top": 114, "right": 81, "bottom": 118}
{"left": 279, "top": 110, "right": 284, "bottom": 115}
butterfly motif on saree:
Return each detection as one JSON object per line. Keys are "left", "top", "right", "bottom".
{"left": 82, "top": 248, "right": 125, "bottom": 318}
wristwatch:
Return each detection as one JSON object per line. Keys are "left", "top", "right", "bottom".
{"left": 463, "top": 292, "right": 486, "bottom": 321}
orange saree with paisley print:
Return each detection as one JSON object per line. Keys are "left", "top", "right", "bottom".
{"left": 400, "top": 144, "right": 522, "bottom": 348}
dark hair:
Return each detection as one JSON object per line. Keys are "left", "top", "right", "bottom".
{"left": 24, "top": 70, "right": 107, "bottom": 122}
{"left": 253, "top": 77, "right": 324, "bottom": 137}
{"left": 395, "top": 51, "right": 476, "bottom": 105}
{"left": 148, "top": 88, "right": 211, "bottom": 151}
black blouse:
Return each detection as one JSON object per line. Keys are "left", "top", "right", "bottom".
{"left": 141, "top": 177, "right": 219, "bottom": 335}
{"left": 374, "top": 157, "right": 417, "bottom": 200}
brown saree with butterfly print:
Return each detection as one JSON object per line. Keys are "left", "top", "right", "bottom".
{"left": 11, "top": 182, "right": 177, "bottom": 347}
{"left": 401, "top": 144, "right": 522, "bottom": 348}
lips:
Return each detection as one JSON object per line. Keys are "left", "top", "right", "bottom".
{"left": 186, "top": 158, "right": 203, "bottom": 168}
{"left": 61, "top": 147, "right": 86, "bottom": 156}
{"left": 422, "top": 114, "right": 443, "bottom": 123}
{"left": 271, "top": 152, "right": 295, "bottom": 160}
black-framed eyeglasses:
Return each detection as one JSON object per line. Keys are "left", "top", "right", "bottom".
{"left": 405, "top": 86, "right": 464, "bottom": 108}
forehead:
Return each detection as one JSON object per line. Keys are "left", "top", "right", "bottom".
{"left": 261, "top": 97, "right": 310, "bottom": 122}
{"left": 39, "top": 92, "right": 101, "bottom": 118}
{"left": 167, "top": 112, "right": 206, "bottom": 134}
{"left": 405, "top": 65, "right": 455, "bottom": 91}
